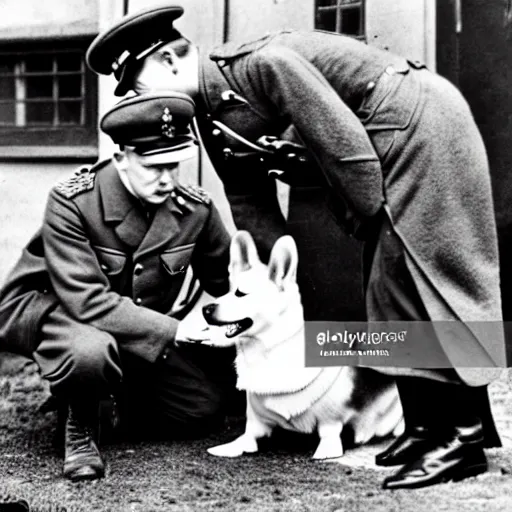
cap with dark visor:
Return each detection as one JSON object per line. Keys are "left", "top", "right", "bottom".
{"left": 86, "top": 4, "right": 186, "bottom": 96}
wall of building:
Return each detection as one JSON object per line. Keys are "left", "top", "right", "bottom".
{"left": 366, "top": 0, "right": 436, "bottom": 69}
{"left": 0, "top": 0, "right": 98, "bottom": 39}
{"left": 0, "top": 164, "right": 80, "bottom": 285}
{"left": 228, "top": 0, "right": 313, "bottom": 41}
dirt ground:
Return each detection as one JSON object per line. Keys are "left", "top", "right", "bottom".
{"left": 1, "top": 353, "right": 512, "bottom": 512}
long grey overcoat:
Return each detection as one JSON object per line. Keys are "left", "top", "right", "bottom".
{"left": 195, "top": 30, "right": 506, "bottom": 385}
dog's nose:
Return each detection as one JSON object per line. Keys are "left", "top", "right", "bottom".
{"left": 202, "top": 303, "right": 217, "bottom": 321}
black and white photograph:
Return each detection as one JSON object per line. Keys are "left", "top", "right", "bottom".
{"left": 1, "top": 0, "right": 512, "bottom": 510}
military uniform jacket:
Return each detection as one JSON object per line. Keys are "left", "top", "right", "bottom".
{"left": 195, "top": 30, "right": 506, "bottom": 385}
{"left": 0, "top": 161, "right": 230, "bottom": 362}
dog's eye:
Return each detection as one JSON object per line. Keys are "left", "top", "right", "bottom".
{"left": 234, "top": 289, "right": 247, "bottom": 297}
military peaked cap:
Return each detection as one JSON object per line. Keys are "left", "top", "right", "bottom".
{"left": 86, "top": 3, "right": 185, "bottom": 96}
{"left": 101, "top": 92, "right": 198, "bottom": 165}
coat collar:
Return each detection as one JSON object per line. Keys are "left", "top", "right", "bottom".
{"left": 98, "top": 162, "right": 184, "bottom": 255}
{"left": 197, "top": 49, "right": 232, "bottom": 116}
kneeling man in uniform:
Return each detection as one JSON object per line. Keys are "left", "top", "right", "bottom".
{"left": 0, "top": 92, "right": 235, "bottom": 482}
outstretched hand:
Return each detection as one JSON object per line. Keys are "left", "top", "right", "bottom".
{"left": 175, "top": 314, "right": 213, "bottom": 344}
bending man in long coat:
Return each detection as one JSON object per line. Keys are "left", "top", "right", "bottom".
{"left": 85, "top": 4, "right": 507, "bottom": 489}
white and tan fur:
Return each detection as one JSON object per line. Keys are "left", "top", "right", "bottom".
{"left": 201, "top": 231, "right": 404, "bottom": 459}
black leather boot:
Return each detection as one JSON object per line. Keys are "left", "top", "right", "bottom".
{"left": 376, "top": 377, "right": 445, "bottom": 467}
{"left": 376, "top": 425, "right": 443, "bottom": 467}
{"left": 382, "top": 423, "right": 487, "bottom": 490}
{"left": 63, "top": 404, "right": 105, "bottom": 482}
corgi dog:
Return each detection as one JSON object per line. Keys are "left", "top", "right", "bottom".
{"left": 201, "top": 231, "right": 403, "bottom": 459}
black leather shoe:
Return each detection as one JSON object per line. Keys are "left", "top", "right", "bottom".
{"left": 382, "top": 424, "right": 487, "bottom": 490}
{"left": 63, "top": 405, "right": 105, "bottom": 482}
{"left": 376, "top": 426, "right": 441, "bottom": 467}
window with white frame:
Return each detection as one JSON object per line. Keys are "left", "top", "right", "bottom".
{"left": 315, "top": 0, "right": 365, "bottom": 39}
{"left": 0, "top": 38, "right": 97, "bottom": 157}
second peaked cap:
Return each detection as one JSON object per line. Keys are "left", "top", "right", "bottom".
{"left": 101, "top": 92, "right": 198, "bottom": 165}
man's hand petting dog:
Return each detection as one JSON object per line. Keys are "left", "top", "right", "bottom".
{"left": 175, "top": 313, "right": 210, "bottom": 344}
{"left": 175, "top": 312, "right": 223, "bottom": 346}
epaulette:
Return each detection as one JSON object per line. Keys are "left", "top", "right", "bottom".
{"left": 175, "top": 184, "right": 211, "bottom": 205}
{"left": 54, "top": 166, "right": 97, "bottom": 199}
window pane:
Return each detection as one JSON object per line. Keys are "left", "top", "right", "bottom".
{"left": 317, "top": 0, "right": 336, "bottom": 6}
{"left": 0, "top": 102, "right": 15, "bottom": 123}
{"left": 26, "top": 76, "right": 53, "bottom": 98}
{"left": 25, "top": 54, "right": 53, "bottom": 73}
{"left": 59, "top": 101, "right": 81, "bottom": 124}
{"left": 0, "top": 58, "right": 15, "bottom": 75}
{"left": 0, "top": 76, "right": 15, "bottom": 99}
{"left": 0, "top": 58, "right": 15, "bottom": 100}
{"left": 0, "top": 40, "right": 96, "bottom": 146}
{"left": 58, "top": 75, "right": 82, "bottom": 98}
{"left": 316, "top": 10, "right": 337, "bottom": 32}
{"left": 26, "top": 101, "right": 54, "bottom": 124}
{"left": 341, "top": 7, "right": 362, "bottom": 35}
{"left": 57, "top": 53, "right": 82, "bottom": 71}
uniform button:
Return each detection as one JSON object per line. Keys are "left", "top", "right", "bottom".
{"left": 385, "top": 65, "right": 395, "bottom": 75}
{"left": 135, "top": 298, "right": 142, "bottom": 305}
{"left": 366, "top": 81, "right": 376, "bottom": 92}
{"left": 134, "top": 263, "right": 144, "bottom": 275}
{"left": 100, "top": 264, "right": 108, "bottom": 271}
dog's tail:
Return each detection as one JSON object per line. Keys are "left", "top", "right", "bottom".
{"left": 351, "top": 382, "right": 404, "bottom": 445}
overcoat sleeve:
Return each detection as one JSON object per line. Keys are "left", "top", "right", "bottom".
{"left": 241, "top": 45, "right": 384, "bottom": 217}
{"left": 191, "top": 203, "right": 231, "bottom": 298}
{"left": 42, "top": 189, "right": 177, "bottom": 363}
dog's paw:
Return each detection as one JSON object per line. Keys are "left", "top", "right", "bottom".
{"left": 312, "top": 438, "right": 344, "bottom": 460}
{"left": 207, "top": 435, "right": 258, "bottom": 457}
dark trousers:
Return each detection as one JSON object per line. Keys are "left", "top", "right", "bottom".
{"left": 364, "top": 216, "right": 501, "bottom": 447}
{"left": 395, "top": 376, "right": 501, "bottom": 447}
{"left": 33, "top": 306, "right": 238, "bottom": 437}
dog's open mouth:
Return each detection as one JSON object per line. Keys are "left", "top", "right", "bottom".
{"left": 224, "top": 318, "right": 253, "bottom": 338}
{"left": 206, "top": 317, "right": 253, "bottom": 338}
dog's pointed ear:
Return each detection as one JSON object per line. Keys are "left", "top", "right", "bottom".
{"left": 268, "top": 235, "right": 298, "bottom": 290}
{"left": 229, "top": 230, "right": 260, "bottom": 275}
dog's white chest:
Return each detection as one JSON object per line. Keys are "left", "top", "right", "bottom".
{"left": 248, "top": 367, "right": 352, "bottom": 433}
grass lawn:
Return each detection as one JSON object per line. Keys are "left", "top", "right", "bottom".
{"left": 1, "top": 354, "right": 512, "bottom": 512}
